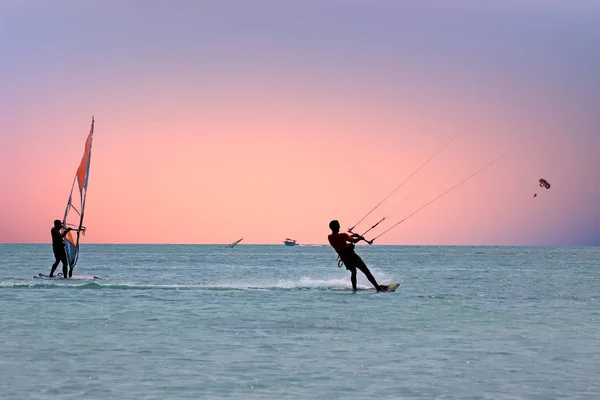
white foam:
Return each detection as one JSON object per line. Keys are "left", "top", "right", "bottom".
{"left": 209, "top": 276, "right": 362, "bottom": 291}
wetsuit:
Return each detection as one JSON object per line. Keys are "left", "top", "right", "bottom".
{"left": 328, "top": 232, "right": 380, "bottom": 290}
{"left": 50, "top": 227, "right": 69, "bottom": 277}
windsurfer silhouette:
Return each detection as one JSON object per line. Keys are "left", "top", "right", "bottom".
{"left": 50, "top": 220, "right": 72, "bottom": 278}
{"left": 327, "top": 220, "right": 388, "bottom": 292}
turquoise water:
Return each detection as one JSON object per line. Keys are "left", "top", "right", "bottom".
{"left": 1, "top": 244, "right": 598, "bottom": 399}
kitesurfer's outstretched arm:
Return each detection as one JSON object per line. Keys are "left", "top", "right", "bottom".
{"left": 350, "top": 233, "right": 373, "bottom": 245}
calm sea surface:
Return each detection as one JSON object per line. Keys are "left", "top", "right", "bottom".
{"left": 0, "top": 244, "right": 598, "bottom": 399}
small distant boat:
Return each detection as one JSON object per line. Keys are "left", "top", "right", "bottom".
{"left": 226, "top": 238, "right": 243, "bottom": 248}
{"left": 283, "top": 238, "right": 298, "bottom": 246}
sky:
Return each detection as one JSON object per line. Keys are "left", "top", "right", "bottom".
{"left": 1, "top": 0, "right": 599, "bottom": 245}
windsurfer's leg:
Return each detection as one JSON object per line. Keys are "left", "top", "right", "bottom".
{"left": 50, "top": 259, "right": 60, "bottom": 277}
{"left": 61, "top": 257, "right": 68, "bottom": 278}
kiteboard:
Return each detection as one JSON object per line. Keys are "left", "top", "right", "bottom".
{"left": 359, "top": 283, "right": 400, "bottom": 292}
{"left": 34, "top": 273, "right": 101, "bottom": 280}
{"left": 381, "top": 283, "right": 400, "bottom": 292}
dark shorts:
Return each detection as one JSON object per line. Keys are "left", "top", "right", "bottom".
{"left": 53, "top": 246, "right": 67, "bottom": 262}
{"left": 340, "top": 251, "right": 363, "bottom": 271}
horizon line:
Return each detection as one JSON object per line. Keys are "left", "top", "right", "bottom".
{"left": 1, "top": 243, "right": 598, "bottom": 248}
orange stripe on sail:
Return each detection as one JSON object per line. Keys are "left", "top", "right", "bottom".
{"left": 76, "top": 119, "right": 94, "bottom": 192}
{"left": 65, "top": 230, "right": 76, "bottom": 246}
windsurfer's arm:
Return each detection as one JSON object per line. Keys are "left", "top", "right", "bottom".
{"left": 60, "top": 227, "right": 73, "bottom": 238}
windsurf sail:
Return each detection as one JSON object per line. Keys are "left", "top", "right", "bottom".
{"left": 226, "top": 238, "right": 243, "bottom": 248}
{"left": 62, "top": 117, "right": 95, "bottom": 272}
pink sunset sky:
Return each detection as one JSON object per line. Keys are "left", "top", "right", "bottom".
{"left": 1, "top": 1, "right": 598, "bottom": 245}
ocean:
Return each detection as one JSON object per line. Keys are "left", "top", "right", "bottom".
{"left": 0, "top": 244, "right": 598, "bottom": 399}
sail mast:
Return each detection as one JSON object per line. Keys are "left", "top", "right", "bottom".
{"left": 62, "top": 117, "right": 95, "bottom": 271}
